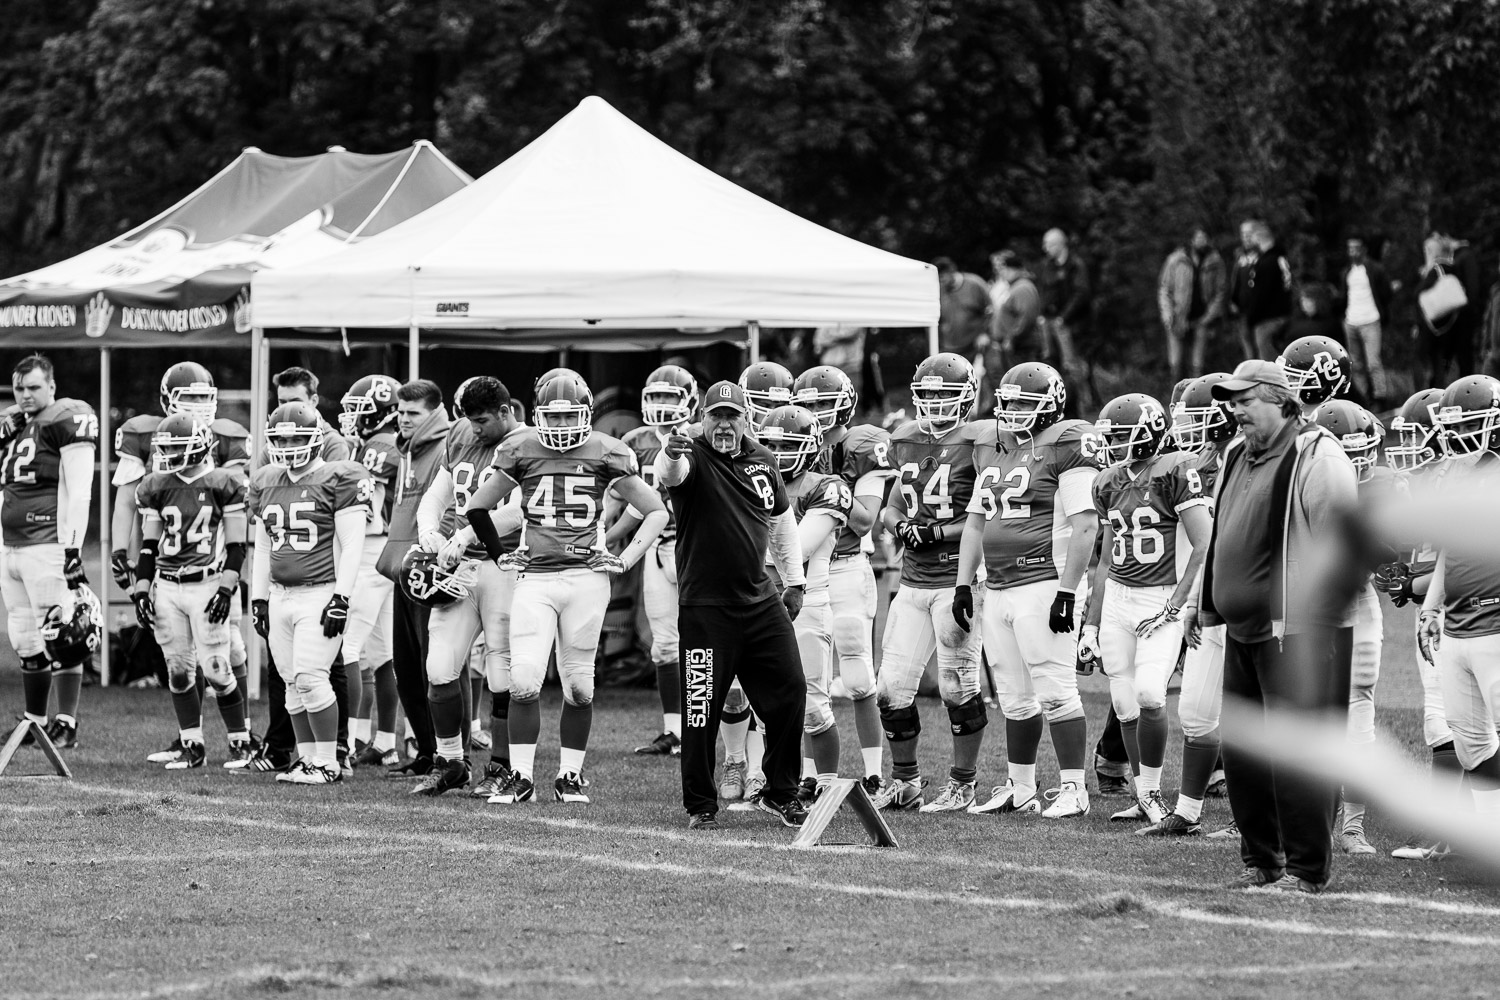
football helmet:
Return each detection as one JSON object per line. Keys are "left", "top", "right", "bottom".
{"left": 1436, "top": 374, "right": 1500, "bottom": 455}
{"left": 160, "top": 361, "right": 217, "bottom": 422}
{"left": 1095, "top": 394, "right": 1169, "bottom": 465}
{"left": 1171, "top": 372, "right": 1236, "bottom": 452}
{"left": 756, "top": 405, "right": 823, "bottom": 479}
{"left": 41, "top": 586, "right": 103, "bottom": 668}
{"left": 1313, "top": 399, "right": 1382, "bottom": 480}
{"left": 265, "top": 402, "right": 324, "bottom": 468}
{"left": 738, "top": 362, "right": 795, "bottom": 426}
{"left": 793, "top": 365, "right": 858, "bottom": 430}
{"left": 534, "top": 372, "right": 593, "bottom": 451}
{"left": 994, "top": 362, "right": 1066, "bottom": 435}
{"left": 152, "top": 412, "right": 214, "bottom": 474}
{"left": 1277, "top": 336, "right": 1350, "bottom": 406}
{"left": 1387, "top": 388, "right": 1445, "bottom": 472}
{"left": 399, "top": 547, "right": 478, "bottom": 609}
{"left": 339, "top": 374, "right": 401, "bottom": 439}
{"left": 533, "top": 367, "right": 582, "bottom": 401}
{"left": 910, "top": 353, "right": 977, "bottom": 433}
{"left": 641, "top": 365, "right": 699, "bottom": 428}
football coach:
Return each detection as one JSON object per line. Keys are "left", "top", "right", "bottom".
{"left": 656, "top": 380, "right": 809, "bottom": 831}
{"left": 1197, "top": 359, "right": 1359, "bottom": 894}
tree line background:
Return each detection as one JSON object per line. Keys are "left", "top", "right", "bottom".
{"left": 4, "top": 0, "right": 1500, "bottom": 407}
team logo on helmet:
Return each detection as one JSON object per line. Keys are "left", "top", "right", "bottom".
{"left": 994, "top": 363, "right": 1066, "bottom": 435}
{"left": 400, "top": 548, "right": 478, "bottom": 609}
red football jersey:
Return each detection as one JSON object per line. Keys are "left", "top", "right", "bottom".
{"left": 137, "top": 468, "right": 247, "bottom": 571}
{"left": 247, "top": 460, "right": 371, "bottom": 586}
{"left": 1, "top": 398, "right": 98, "bottom": 546}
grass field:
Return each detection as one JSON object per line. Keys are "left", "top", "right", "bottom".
{"left": 5, "top": 600, "right": 1500, "bottom": 1000}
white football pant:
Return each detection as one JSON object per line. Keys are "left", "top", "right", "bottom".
{"left": 1178, "top": 623, "right": 1226, "bottom": 740}
{"left": 1099, "top": 581, "right": 1183, "bottom": 720}
{"left": 269, "top": 582, "right": 341, "bottom": 715}
{"left": 342, "top": 538, "right": 393, "bottom": 668}
{"left": 152, "top": 577, "right": 235, "bottom": 692}
{"left": 1437, "top": 631, "right": 1500, "bottom": 771}
{"left": 828, "top": 555, "right": 877, "bottom": 700}
{"left": 1348, "top": 584, "right": 1381, "bottom": 749}
{"left": 797, "top": 599, "right": 835, "bottom": 735}
{"left": 878, "top": 584, "right": 982, "bottom": 709}
{"left": 1, "top": 542, "right": 69, "bottom": 658}
{"left": 641, "top": 539, "right": 679, "bottom": 665}
{"left": 509, "top": 568, "right": 609, "bottom": 706}
{"left": 426, "top": 559, "right": 513, "bottom": 692}
{"left": 980, "top": 578, "right": 1083, "bottom": 723}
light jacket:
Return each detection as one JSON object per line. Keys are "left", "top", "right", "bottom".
{"left": 377, "top": 405, "right": 451, "bottom": 580}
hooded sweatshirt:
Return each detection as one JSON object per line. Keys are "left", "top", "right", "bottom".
{"left": 377, "top": 404, "right": 451, "bottom": 581}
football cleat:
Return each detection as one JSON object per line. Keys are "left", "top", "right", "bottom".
{"left": 1339, "top": 815, "right": 1377, "bottom": 855}
{"left": 873, "top": 776, "right": 927, "bottom": 811}
{"left": 860, "top": 774, "right": 884, "bottom": 798}
{"left": 919, "top": 779, "right": 976, "bottom": 813}
{"left": 164, "top": 740, "right": 206, "bottom": 770}
{"left": 688, "top": 811, "right": 720, "bottom": 831}
{"left": 488, "top": 771, "right": 536, "bottom": 805}
{"left": 1041, "top": 782, "right": 1090, "bottom": 819}
{"left": 338, "top": 749, "right": 354, "bottom": 780}
{"left": 469, "top": 728, "right": 492, "bottom": 752}
{"left": 1207, "top": 820, "right": 1240, "bottom": 840}
{"left": 43, "top": 718, "right": 78, "bottom": 750}
{"left": 1110, "top": 801, "right": 1144, "bottom": 822}
{"left": 147, "top": 737, "right": 187, "bottom": 765}
{"left": 743, "top": 774, "right": 766, "bottom": 802}
{"left": 277, "top": 760, "right": 343, "bottom": 785}
{"left": 353, "top": 743, "right": 399, "bottom": 768}
{"left": 1137, "top": 812, "right": 1203, "bottom": 837}
{"left": 412, "top": 757, "right": 471, "bottom": 797}
{"left": 634, "top": 732, "right": 681, "bottom": 756}
{"left": 753, "top": 793, "right": 808, "bottom": 828}
{"left": 1205, "top": 771, "right": 1227, "bottom": 797}
{"left": 222, "top": 739, "right": 256, "bottom": 770}
{"left": 794, "top": 776, "right": 819, "bottom": 803}
{"left": 387, "top": 754, "right": 435, "bottom": 778}
{"left": 1391, "top": 835, "right": 1451, "bottom": 861}
{"left": 719, "top": 758, "right": 748, "bottom": 801}
{"left": 967, "top": 779, "right": 1041, "bottom": 815}
{"left": 555, "top": 772, "right": 590, "bottom": 803}
{"left": 472, "top": 761, "right": 513, "bottom": 798}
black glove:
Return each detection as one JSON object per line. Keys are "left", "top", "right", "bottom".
{"left": 251, "top": 598, "right": 270, "bottom": 640}
{"left": 896, "top": 521, "right": 940, "bottom": 550}
{"left": 111, "top": 549, "right": 132, "bottom": 589}
{"left": 63, "top": 548, "right": 86, "bottom": 589}
{"left": 131, "top": 591, "right": 155, "bottom": 631}
{"left": 321, "top": 593, "right": 350, "bottom": 638}
{"left": 1375, "top": 561, "right": 1415, "bottom": 607}
{"left": 953, "top": 584, "right": 974, "bottom": 633}
{"left": 205, "top": 586, "right": 234, "bottom": 625}
{"left": 1049, "top": 589, "right": 1076, "bottom": 634}
{"left": 781, "top": 584, "right": 804, "bottom": 622}
{"left": 0, "top": 408, "right": 22, "bottom": 446}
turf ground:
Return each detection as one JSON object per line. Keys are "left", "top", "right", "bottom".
{"left": 5, "top": 600, "right": 1500, "bottom": 1000}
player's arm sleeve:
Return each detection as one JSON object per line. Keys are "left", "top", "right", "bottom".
{"left": 1420, "top": 552, "right": 1445, "bottom": 614}
{"left": 767, "top": 509, "right": 806, "bottom": 588}
{"left": 112, "top": 482, "right": 140, "bottom": 556}
{"left": 798, "top": 509, "right": 841, "bottom": 555}
{"left": 58, "top": 443, "right": 96, "bottom": 549}
{"left": 417, "top": 466, "right": 454, "bottom": 537}
{"left": 252, "top": 521, "right": 272, "bottom": 601}
{"left": 463, "top": 468, "right": 519, "bottom": 560}
{"left": 611, "top": 475, "right": 667, "bottom": 571}
{"left": 333, "top": 507, "right": 365, "bottom": 595}
{"left": 655, "top": 447, "right": 692, "bottom": 488}
{"left": 111, "top": 454, "right": 147, "bottom": 487}
{"left": 1057, "top": 467, "right": 1098, "bottom": 518}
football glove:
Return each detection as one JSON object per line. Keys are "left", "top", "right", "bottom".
{"left": 418, "top": 529, "right": 447, "bottom": 553}
{"left": 63, "top": 547, "right": 87, "bottom": 589}
{"left": 110, "top": 549, "right": 133, "bottom": 589}
{"left": 952, "top": 584, "right": 974, "bottom": 633}
{"left": 497, "top": 547, "right": 531, "bottom": 572}
{"left": 0, "top": 408, "right": 23, "bottom": 446}
{"left": 1374, "top": 561, "right": 1415, "bottom": 606}
{"left": 130, "top": 590, "right": 155, "bottom": 631}
{"left": 588, "top": 550, "right": 626, "bottom": 575}
{"left": 204, "top": 586, "right": 234, "bottom": 625}
{"left": 895, "top": 521, "right": 940, "bottom": 550}
{"left": 251, "top": 598, "right": 271, "bottom": 640}
{"left": 436, "top": 534, "right": 467, "bottom": 570}
{"left": 781, "top": 584, "right": 805, "bottom": 622}
{"left": 1076, "top": 624, "right": 1100, "bottom": 675}
{"left": 1135, "top": 603, "right": 1181, "bottom": 639}
{"left": 1417, "top": 610, "right": 1441, "bottom": 665}
{"left": 320, "top": 593, "right": 350, "bottom": 638}
{"left": 1048, "top": 589, "right": 1076, "bottom": 634}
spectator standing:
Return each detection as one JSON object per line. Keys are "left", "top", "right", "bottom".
{"left": 1480, "top": 259, "right": 1500, "bottom": 379}
{"left": 935, "top": 257, "right": 992, "bottom": 362}
{"left": 1158, "top": 228, "right": 1227, "bottom": 383}
{"left": 983, "top": 250, "right": 1043, "bottom": 406}
{"left": 1039, "top": 228, "right": 1095, "bottom": 411}
{"left": 1416, "top": 234, "right": 1477, "bottom": 389}
{"left": 1227, "top": 220, "right": 1260, "bottom": 361}
{"left": 1242, "top": 221, "right": 1294, "bottom": 359}
{"left": 1339, "top": 236, "right": 1393, "bottom": 408}
{"left": 1287, "top": 283, "right": 1344, "bottom": 346}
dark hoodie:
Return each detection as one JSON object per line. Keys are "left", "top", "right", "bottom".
{"left": 377, "top": 405, "right": 451, "bottom": 580}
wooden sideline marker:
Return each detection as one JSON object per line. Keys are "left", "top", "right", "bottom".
{"left": 0, "top": 718, "right": 72, "bottom": 779}
{"left": 791, "top": 777, "right": 899, "bottom": 849}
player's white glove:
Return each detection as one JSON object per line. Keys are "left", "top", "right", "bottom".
{"left": 436, "top": 534, "right": 467, "bottom": 570}
{"left": 497, "top": 547, "right": 531, "bottom": 572}
{"left": 1417, "top": 610, "right": 1441, "bottom": 665}
{"left": 1135, "top": 603, "right": 1181, "bottom": 639}
{"left": 1077, "top": 624, "right": 1101, "bottom": 664}
{"left": 418, "top": 529, "right": 446, "bottom": 553}
{"left": 588, "top": 550, "right": 625, "bottom": 575}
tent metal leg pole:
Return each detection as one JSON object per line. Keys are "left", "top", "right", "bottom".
{"left": 927, "top": 324, "right": 938, "bottom": 356}
{"left": 408, "top": 324, "right": 419, "bottom": 381}
{"left": 97, "top": 348, "right": 112, "bottom": 688}
{"left": 748, "top": 321, "right": 761, "bottom": 365}
{"left": 248, "top": 328, "right": 266, "bottom": 701}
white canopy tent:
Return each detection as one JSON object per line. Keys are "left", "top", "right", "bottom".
{"left": 253, "top": 96, "right": 939, "bottom": 352}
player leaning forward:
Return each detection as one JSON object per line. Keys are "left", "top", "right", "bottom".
{"left": 248, "top": 402, "right": 373, "bottom": 785}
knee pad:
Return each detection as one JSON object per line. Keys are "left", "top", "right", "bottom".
{"left": 491, "top": 690, "right": 511, "bottom": 721}
{"left": 20, "top": 653, "right": 49, "bottom": 674}
{"left": 9, "top": 612, "right": 41, "bottom": 658}
{"left": 833, "top": 613, "right": 873, "bottom": 658}
{"left": 200, "top": 654, "right": 233, "bottom": 690}
{"left": 946, "top": 694, "right": 988, "bottom": 736}
{"left": 510, "top": 689, "right": 540, "bottom": 706}
{"left": 560, "top": 661, "right": 595, "bottom": 707}
{"left": 167, "top": 667, "right": 196, "bottom": 695}
{"left": 294, "top": 671, "right": 336, "bottom": 713}
{"left": 1107, "top": 676, "right": 1139, "bottom": 722}
{"left": 880, "top": 703, "right": 921, "bottom": 743}
{"left": 1041, "top": 694, "right": 1085, "bottom": 724}
{"left": 804, "top": 699, "right": 836, "bottom": 737}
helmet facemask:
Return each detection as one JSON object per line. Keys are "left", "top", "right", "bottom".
{"left": 912, "top": 375, "right": 975, "bottom": 434}
{"left": 641, "top": 382, "right": 695, "bottom": 428}
{"left": 993, "top": 380, "right": 1061, "bottom": 435}
{"left": 166, "top": 383, "right": 217, "bottom": 424}
{"left": 1387, "top": 416, "right": 1441, "bottom": 472}
{"left": 535, "top": 399, "right": 592, "bottom": 451}
{"left": 1095, "top": 418, "right": 1159, "bottom": 465}
{"left": 266, "top": 422, "right": 322, "bottom": 468}
{"left": 153, "top": 425, "right": 212, "bottom": 474}
{"left": 758, "top": 423, "right": 821, "bottom": 479}
{"left": 1436, "top": 406, "right": 1500, "bottom": 455}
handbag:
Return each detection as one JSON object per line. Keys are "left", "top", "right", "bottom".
{"left": 1419, "top": 272, "right": 1468, "bottom": 328}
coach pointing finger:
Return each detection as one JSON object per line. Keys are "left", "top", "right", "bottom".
{"left": 656, "top": 381, "right": 809, "bottom": 830}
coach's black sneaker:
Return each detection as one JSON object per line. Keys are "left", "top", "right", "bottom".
{"left": 794, "top": 777, "right": 819, "bottom": 803}
{"left": 413, "top": 756, "right": 471, "bottom": 797}
{"left": 1095, "top": 772, "right": 1131, "bottom": 797}
{"left": 241, "top": 744, "right": 293, "bottom": 774}
{"left": 147, "top": 737, "right": 186, "bottom": 764}
{"left": 1230, "top": 866, "right": 1283, "bottom": 889}
{"left": 44, "top": 718, "right": 77, "bottom": 749}
{"left": 164, "top": 740, "right": 206, "bottom": 770}
{"left": 688, "top": 812, "right": 720, "bottom": 831}
{"left": 634, "top": 732, "right": 681, "bottom": 756}
{"left": 555, "top": 771, "right": 590, "bottom": 803}
{"left": 488, "top": 771, "right": 535, "bottom": 805}
{"left": 387, "top": 754, "right": 434, "bottom": 778}
{"left": 754, "top": 794, "right": 807, "bottom": 828}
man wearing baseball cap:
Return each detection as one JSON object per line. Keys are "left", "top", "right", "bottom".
{"left": 1196, "top": 358, "right": 1361, "bottom": 893}
{"left": 655, "top": 380, "right": 811, "bottom": 830}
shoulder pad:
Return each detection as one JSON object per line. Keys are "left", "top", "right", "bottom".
{"left": 210, "top": 418, "right": 249, "bottom": 438}
{"left": 120, "top": 414, "right": 162, "bottom": 434}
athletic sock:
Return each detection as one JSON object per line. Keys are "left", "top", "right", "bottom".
{"left": 375, "top": 662, "right": 398, "bottom": 734}
{"left": 721, "top": 710, "right": 750, "bottom": 761}
{"left": 559, "top": 746, "right": 586, "bottom": 777}
{"left": 1008, "top": 761, "right": 1037, "bottom": 800}
{"left": 1137, "top": 765, "right": 1163, "bottom": 795}
{"left": 892, "top": 761, "right": 920, "bottom": 783}
{"left": 815, "top": 771, "right": 838, "bottom": 794}
{"left": 180, "top": 725, "right": 205, "bottom": 745}
{"left": 54, "top": 665, "right": 83, "bottom": 720}
{"left": 171, "top": 687, "right": 202, "bottom": 732}
{"left": 851, "top": 694, "right": 882, "bottom": 773}
{"left": 1119, "top": 716, "right": 1141, "bottom": 775}
{"left": 656, "top": 659, "right": 681, "bottom": 719}
{"left": 1059, "top": 767, "right": 1086, "bottom": 789}
{"left": 745, "top": 726, "right": 765, "bottom": 779}
{"left": 1006, "top": 714, "right": 1044, "bottom": 766}
{"left": 436, "top": 735, "right": 464, "bottom": 763}
{"left": 21, "top": 656, "right": 51, "bottom": 720}
{"left": 861, "top": 746, "right": 883, "bottom": 779}
{"left": 809, "top": 729, "right": 839, "bottom": 775}
{"left": 373, "top": 731, "right": 397, "bottom": 752}
{"left": 802, "top": 756, "right": 817, "bottom": 781}
{"left": 1136, "top": 705, "right": 1168, "bottom": 771}
{"left": 351, "top": 718, "right": 371, "bottom": 747}
{"left": 1049, "top": 716, "right": 1088, "bottom": 772}
{"left": 1180, "top": 731, "right": 1220, "bottom": 801}
{"left": 215, "top": 683, "right": 247, "bottom": 736}
{"left": 510, "top": 743, "right": 537, "bottom": 781}
{"left": 950, "top": 765, "right": 977, "bottom": 784}
{"left": 312, "top": 740, "right": 337, "bottom": 769}
{"left": 1175, "top": 794, "right": 1204, "bottom": 823}
{"left": 952, "top": 730, "right": 984, "bottom": 774}
{"left": 663, "top": 712, "right": 682, "bottom": 739}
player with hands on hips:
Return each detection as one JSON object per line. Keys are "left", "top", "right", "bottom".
{"left": 248, "top": 402, "right": 372, "bottom": 786}
{"left": 462, "top": 372, "right": 666, "bottom": 806}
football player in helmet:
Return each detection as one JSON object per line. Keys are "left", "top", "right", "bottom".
{"left": 755, "top": 404, "right": 854, "bottom": 797}
{"left": 1386, "top": 388, "right": 1445, "bottom": 473}
{"left": 338, "top": 375, "right": 403, "bottom": 766}
{"left": 3, "top": 354, "right": 98, "bottom": 749}
{"left": 957, "top": 362, "right": 1101, "bottom": 819}
{"left": 738, "top": 361, "right": 795, "bottom": 428}
{"left": 411, "top": 377, "right": 528, "bottom": 797}
{"left": 248, "top": 401, "right": 373, "bottom": 785}
{"left": 463, "top": 372, "right": 667, "bottom": 804}
{"left": 793, "top": 364, "right": 893, "bottom": 795}
{"left": 131, "top": 413, "right": 254, "bottom": 769}
{"left": 871, "top": 354, "right": 988, "bottom": 813}
{"left": 1277, "top": 335, "right": 1351, "bottom": 410}
{"left": 611, "top": 364, "right": 699, "bottom": 757}
{"left": 1080, "top": 394, "right": 1212, "bottom": 829}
